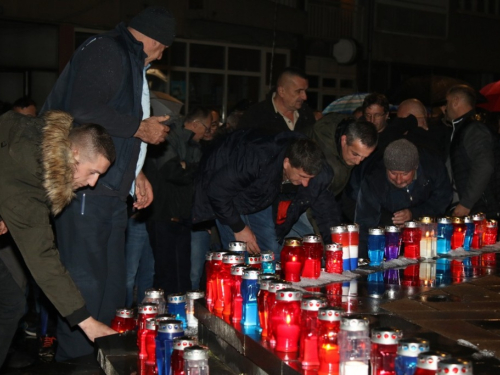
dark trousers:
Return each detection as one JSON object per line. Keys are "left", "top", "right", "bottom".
{"left": 147, "top": 221, "right": 192, "bottom": 297}
{"left": 0, "top": 256, "right": 26, "bottom": 367}
{"left": 54, "top": 192, "right": 127, "bottom": 361}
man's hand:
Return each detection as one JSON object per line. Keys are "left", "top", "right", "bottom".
{"left": 452, "top": 204, "right": 470, "bottom": 217}
{"left": 134, "top": 171, "right": 153, "bottom": 210}
{"left": 234, "top": 226, "right": 260, "bottom": 255}
{"left": 0, "top": 220, "right": 8, "bottom": 235}
{"left": 134, "top": 115, "right": 170, "bottom": 145}
{"left": 392, "top": 209, "right": 412, "bottom": 226}
{"left": 78, "top": 316, "right": 116, "bottom": 342}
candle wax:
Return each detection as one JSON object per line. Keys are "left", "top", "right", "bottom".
{"left": 276, "top": 323, "right": 300, "bottom": 352}
{"left": 284, "top": 261, "right": 302, "bottom": 282}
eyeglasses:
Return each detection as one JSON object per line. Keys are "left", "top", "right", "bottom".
{"left": 195, "top": 120, "right": 211, "bottom": 134}
{"left": 364, "top": 112, "right": 386, "bottom": 121}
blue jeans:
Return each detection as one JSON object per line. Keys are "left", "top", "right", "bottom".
{"left": 190, "top": 229, "right": 211, "bottom": 290}
{"left": 125, "top": 217, "right": 155, "bottom": 307}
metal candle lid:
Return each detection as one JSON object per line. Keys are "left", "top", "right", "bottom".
{"left": 145, "top": 317, "right": 156, "bottom": 330}
{"left": 183, "top": 345, "right": 209, "bottom": 361}
{"left": 340, "top": 315, "right": 369, "bottom": 331}
{"left": 242, "top": 268, "right": 260, "bottom": 280}
{"left": 155, "top": 314, "right": 177, "bottom": 325}
{"left": 346, "top": 224, "right": 359, "bottom": 233}
{"left": 228, "top": 241, "right": 247, "bottom": 252}
{"left": 302, "top": 234, "right": 322, "bottom": 243}
{"left": 138, "top": 303, "right": 158, "bottom": 315}
{"left": 437, "top": 358, "right": 473, "bottom": 375}
{"left": 247, "top": 255, "right": 261, "bottom": 265}
{"left": 487, "top": 219, "right": 498, "bottom": 228}
{"left": 472, "top": 212, "right": 485, "bottom": 221}
{"left": 437, "top": 217, "right": 452, "bottom": 224}
{"left": 284, "top": 237, "right": 303, "bottom": 246}
{"left": 211, "top": 251, "right": 228, "bottom": 261}
{"left": 416, "top": 351, "right": 451, "bottom": 370}
{"left": 397, "top": 338, "right": 430, "bottom": 357}
{"left": 451, "top": 216, "right": 465, "bottom": 224}
{"left": 167, "top": 293, "right": 186, "bottom": 304}
{"left": 404, "top": 221, "right": 420, "bottom": 228}
{"left": 259, "top": 279, "right": 273, "bottom": 291}
{"left": 205, "top": 252, "right": 213, "bottom": 261}
{"left": 464, "top": 216, "right": 473, "bottom": 224}
{"left": 385, "top": 225, "right": 400, "bottom": 233}
{"left": 115, "top": 307, "right": 134, "bottom": 319}
{"left": 318, "top": 307, "right": 343, "bottom": 322}
{"left": 275, "top": 261, "right": 281, "bottom": 271}
{"left": 186, "top": 290, "right": 205, "bottom": 300}
{"left": 369, "top": 227, "right": 385, "bottom": 235}
{"left": 330, "top": 225, "right": 347, "bottom": 234}
{"left": 173, "top": 336, "right": 197, "bottom": 351}
{"left": 268, "top": 280, "right": 291, "bottom": 293}
{"left": 157, "top": 319, "right": 184, "bottom": 334}
{"left": 260, "top": 250, "right": 275, "bottom": 262}
{"left": 231, "top": 265, "right": 248, "bottom": 276}
{"left": 419, "top": 217, "right": 435, "bottom": 224}
{"left": 276, "top": 288, "right": 302, "bottom": 301}
{"left": 371, "top": 327, "right": 403, "bottom": 345}
{"left": 325, "top": 243, "right": 342, "bottom": 252}
{"left": 144, "top": 288, "right": 165, "bottom": 299}
{"left": 258, "top": 274, "right": 277, "bottom": 284}
{"left": 301, "top": 296, "right": 327, "bottom": 311}
{"left": 222, "top": 252, "right": 245, "bottom": 264}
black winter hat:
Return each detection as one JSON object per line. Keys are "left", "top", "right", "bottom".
{"left": 129, "top": 6, "right": 176, "bottom": 46}
{"left": 384, "top": 139, "right": 419, "bottom": 172}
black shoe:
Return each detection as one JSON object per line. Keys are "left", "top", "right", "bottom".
{"left": 6, "top": 349, "right": 37, "bottom": 369}
{"left": 38, "top": 335, "right": 57, "bottom": 361}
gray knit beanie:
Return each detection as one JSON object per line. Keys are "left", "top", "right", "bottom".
{"left": 129, "top": 6, "right": 176, "bottom": 46}
{"left": 384, "top": 139, "right": 419, "bottom": 171}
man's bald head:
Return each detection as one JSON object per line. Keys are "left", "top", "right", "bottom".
{"left": 397, "top": 98, "right": 428, "bottom": 129}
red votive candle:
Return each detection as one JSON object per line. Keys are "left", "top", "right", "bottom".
{"left": 300, "top": 296, "right": 328, "bottom": 369}
{"left": 451, "top": 216, "right": 466, "bottom": 250}
{"left": 317, "top": 307, "right": 342, "bottom": 375}
{"left": 270, "top": 288, "right": 302, "bottom": 353}
{"left": 302, "top": 234, "right": 323, "bottom": 279}
{"left": 230, "top": 265, "right": 247, "bottom": 323}
{"left": 325, "top": 243, "right": 343, "bottom": 274}
{"left": 281, "top": 238, "right": 304, "bottom": 282}
{"left": 110, "top": 307, "right": 135, "bottom": 333}
{"left": 266, "top": 280, "right": 293, "bottom": 347}
{"left": 402, "top": 221, "right": 421, "bottom": 259}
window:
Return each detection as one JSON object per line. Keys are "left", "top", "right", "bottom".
{"left": 228, "top": 47, "right": 260, "bottom": 72}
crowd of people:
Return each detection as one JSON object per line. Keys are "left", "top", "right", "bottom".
{"left": 1, "top": 4, "right": 499, "bottom": 370}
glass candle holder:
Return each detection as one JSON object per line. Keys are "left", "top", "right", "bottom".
{"left": 418, "top": 262, "right": 436, "bottom": 287}
{"left": 368, "top": 227, "right": 385, "bottom": 266}
{"left": 341, "top": 281, "right": 359, "bottom": 314}
{"left": 338, "top": 315, "right": 370, "bottom": 375}
{"left": 367, "top": 272, "right": 385, "bottom": 298}
{"left": 167, "top": 294, "right": 187, "bottom": 329}
{"left": 241, "top": 268, "right": 261, "bottom": 327}
{"left": 142, "top": 288, "right": 166, "bottom": 315}
{"left": 144, "top": 318, "right": 157, "bottom": 369}
{"left": 204, "top": 252, "right": 214, "bottom": 312}
{"left": 216, "top": 252, "right": 245, "bottom": 318}
{"left": 137, "top": 303, "right": 159, "bottom": 348}
{"left": 267, "top": 280, "right": 293, "bottom": 346}
{"left": 471, "top": 213, "right": 485, "bottom": 249}
{"left": 463, "top": 216, "right": 474, "bottom": 251}
{"left": 110, "top": 307, "right": 135, "bottom": 333}
{"left": 260, "top": 250, "right": 276, "bottom": 274}
{"left": 414, "top": 351, "right": 451, "bottom": 375}
{"left": 484, "top": 219, "right": 498, "bottom": 245}
{"left": 451, "top": 217, "right": 467, "bottom": 250}
{"left": 186, "top": 290, "right": 205, "bottom": 328}
{"left": 208, "top": 250, "right": 228, "bottom": 313}
{"left": 346, "top": 224, "right": 360, "bottom": 271}
{"left": 395, "top": 338, "right": 430, "bottom": 375}
{"left": 171, "top": 336, "right": 197, "bottom": 375}
{"left": 371, "top": 327, "right": 403, "bottom": 375}
{"left": 302, "top": 234, "right": 323, "bottom": 279}
{"left": 317, "top": 307, "right": 342, "bottom": 375}
{"left": 281, "top": 237, "right": 305, "bottom": 282}
{"left": 299, "top": 296, "right": 328, "bottom": 368}
{"left": 384, "top": 225, "right": 401, "bottom": 261}
{"left": 437, "top": 358, "right": 473, "bottom": 375}
{"left": 246, "top": 254, "right": 262, "bottom": 269}
{"left": 270, "top": 288, "right": 302, "bottom": 352}
{"left": 325, "top": 243, "right": 343, "bottom": 274}
{"left": 436, "top": 218, "right": 452, "bottom": 255}
{"left": 419, "top": 217, "right": 437, "bottom": 259}
{"left": 257, "top": 278, "right": 273, "bottom": 339}
{"left": 155, "top": 320, "right": 184, "bottom": 375}
{"left": 402, "top": 221, "right": 421, "bottom": 259}
{"left": 183, "top": 345, "right": 209, "bottom": 375}
{"left": 435, "top": 258, "right": 451, "bottom": 287}
{"left": 331, "top": 225, "right": 350, "bottom": 271}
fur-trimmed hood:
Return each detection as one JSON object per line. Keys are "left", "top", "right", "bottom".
{"left": 41, "top": 111, "right": 76, "bottom": 215}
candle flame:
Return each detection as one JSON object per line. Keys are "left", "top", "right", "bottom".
{"left": 286, "top": 314, "right": 291, "bottom": 324}
{"left": 292, "top": 256, "right": 297, "bottom": 262}
{"left": 426, "top": 231, "right": 430, "bottom": 237}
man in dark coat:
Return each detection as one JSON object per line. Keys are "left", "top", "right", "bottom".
{"left": 192, "top": 131, "right": 341, "bottom": 258}
{"left": 354, "top": 139, "right": 452, "bottom": 257}
{"left": 0, "top": 110, "right": 116, "bottom": 367}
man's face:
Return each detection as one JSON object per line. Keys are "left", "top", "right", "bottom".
{"left": 283, "top": 158, "right": 315, "bottom": 187}
{"left": 144, "top": 39, "right": 167, "bottom": 65}
{"left": 192, "top": 114, "right": 212, "bottom": 142}
{"left": 72, "top": 153, "right": 111, "bottom": 190}
{"left": 445, "top": 95, "right": 458, "bottom": 121}
{"left": 364, "top": 104, "right": 388, "bottom": 132}
{"left": 386, "top": 169, "right": 416, "bottom": 189}
{"left": 278, "top": 76, "right": 308, "bottom": 111}
{"left": 397, "top": 106, "right": 427, "bottom": 129}
{"left": 203, "top": 111, "right": 220, "bottom": 141}
{"left": 340, "top": 136, "right": 375, "bottom": 166}
{"left": 14, "top": 105, "right": 37, "bottom": 117}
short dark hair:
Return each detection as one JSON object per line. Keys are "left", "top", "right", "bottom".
{"left": 69, "top": 124, "right": 115, "bottom": 164}
{"left": 344, "top": 119, "right": 378, "bottom": 148}
{"left": 284, "top": 138, "right": 324, "bottom": 176}
{"left": 362, "top": 93, "right": 389, "bottom": 114}
{"left": 447, "top": 84, "right": 476, "bottom": 107}
{"left": 185, "top": 106, "right": 211, "bottom": 123}
{"left": 13, "top": 97, "right": 36, "bottom": 109}
{"left": 277, "top": 67, "right": 308, "bottom": 87}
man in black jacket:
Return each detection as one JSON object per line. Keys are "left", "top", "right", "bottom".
{"left": 354, "top": 139, "right": 452, "bottom": 257}
{"left": 192, "top": 131, "right": 341, "bottom": 258}
{"left": 41, "top": 7, "right": 175, "bottom": 360}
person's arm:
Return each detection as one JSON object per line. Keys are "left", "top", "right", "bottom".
{"left": 133, "top": 170, "right": 153, "bottom": 210}
{"left": 0, "top": 220, "right": 7, "bottom": 235}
